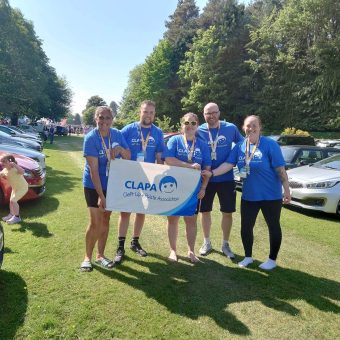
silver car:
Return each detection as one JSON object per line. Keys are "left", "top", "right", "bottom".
{"left": 287, "top": 154, "right": 340, "bottom": 216}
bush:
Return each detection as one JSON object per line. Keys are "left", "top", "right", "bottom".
{"left": 282, "top": 127, "right": 310, "bottom": 136}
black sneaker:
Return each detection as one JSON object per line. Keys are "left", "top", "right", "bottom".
{"left": 114, "top": 247, "right": 125, "bottom": 264}
{"left": 130, "top": 242, "right": 147, "bottom": 257}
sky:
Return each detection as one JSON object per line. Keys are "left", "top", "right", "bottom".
{"left": 10, "top": 0, "right": 249, "bottom": 115}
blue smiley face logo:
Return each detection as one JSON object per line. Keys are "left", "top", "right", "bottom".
{"left": 159, "top": 176, "right": 177, "bottom": 193}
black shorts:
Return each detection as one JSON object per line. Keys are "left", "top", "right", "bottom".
{"left": 199, "top": 181, "right": 236, "bottom": 213}
{"left": 84, "top": 187, "right": 106, "bottom": 208}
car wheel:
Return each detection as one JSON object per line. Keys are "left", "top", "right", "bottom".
{"left": 0, "top": 223, "right": 4, "bottom": 269}
{"left": 336, "top": 200, "right": 340, "bottom": 218}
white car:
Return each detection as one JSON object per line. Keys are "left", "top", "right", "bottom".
{"left": 287, "top": 154, "right": 340, "bottom": 216}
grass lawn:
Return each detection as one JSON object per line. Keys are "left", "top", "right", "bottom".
{"left": 0, "top": 135, "right": 339, "bottom": 339}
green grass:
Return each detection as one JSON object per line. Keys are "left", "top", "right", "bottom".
{"left": 1, "top": 135, "right": 339, "bottom": 339}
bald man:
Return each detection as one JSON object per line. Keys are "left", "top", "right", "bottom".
{"left": 196, "top": 103, "right": 243, "bottom": 259}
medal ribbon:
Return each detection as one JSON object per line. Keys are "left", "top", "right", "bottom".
{"left": 98, "top": 129, "right": 111, "bottom": 175}
{"left": 140, "top": 125, "right": 151, "bottom": 152}
{"left": 182, "top": 135, "right": 195, "bottom": 162}
{"left": 245, "top": 136, "right": 259, "bottom": 165}
{"left": 208, "top": 122, "right": 220, "bottom": 154}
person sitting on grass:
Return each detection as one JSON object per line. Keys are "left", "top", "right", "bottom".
{"left": 0, "top": 154, "right": 28, "bottom": 225}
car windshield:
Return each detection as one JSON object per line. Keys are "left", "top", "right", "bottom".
{"left": 312, "top": 154, "right": 340, "bottom": 170}
{"left": 281, "top": 148, "right": 297, "bottom": 162}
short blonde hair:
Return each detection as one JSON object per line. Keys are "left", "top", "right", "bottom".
{"left": 94, "top": 106, "right": 114, "bottom": 119}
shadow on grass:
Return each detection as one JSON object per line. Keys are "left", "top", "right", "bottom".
{"left": 11, "top": 222, "right": 53, "bottom": 238}
{"left": 0, "top": 270, "right": 28, "bottom": 340}
{"left": 20, "top": 196, "right": 60, "bottom": 219}
{"left": 97, "top": 254, "right": 340, "bottom": 335}
{"left": 283, "top": 205, "right": 340, "bottom": 221}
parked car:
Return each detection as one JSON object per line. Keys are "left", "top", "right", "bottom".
{"left": 316, "top": 139, "right": 340, "bottom": 148}
{"left": 287, "top": 154, "right": 340, "bottom": 216}
{"left": 0, "top": 131, "right": 42, "bottom": 152}
{"left": 281, "top": 145, "right": 340, "bottom": 169}
{"left": 55, "top": 126, "right": 68, "bottom": 136}
{"left": 0, "top": 125, "right": 42, "bottom": 145}
{"left": 0, "top": 151, "right": 46, "bottom": 205}
{"left": 163, "top": 132, "right": 180, "bottom": 145}
{"left": 268, "top": 135, "right": 315, "bottom": 146}
{"left": 0, "top": 143, "right": 46, "bottom": 172}
{"left": 10, "top": 125, "right": 41, "bottom": 139}
{"left": 19, "top": 124, "right": 47, "bottom": 141}
{"left": 0, "top": 223, "right": 3, "bottom": 268}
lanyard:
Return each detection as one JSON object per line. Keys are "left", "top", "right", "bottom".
{"left": 183, "top": 134, "right": 195, "bottom": 163}
{"left": 139, "top": 125, "right": 151, "bottom": 152}
{"left": 208, "top": 122, "right": 220, "bottom": 154}
{"left": 98, "top": 129, "right": 111, "bottom": 160}
{"left": 245, "top": 136, "right": 260, "bottom": 165}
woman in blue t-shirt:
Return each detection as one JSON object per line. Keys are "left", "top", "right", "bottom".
{"left": 80, "top": 106, "right": 130, "bottom": 272}
{"left": 202, "top": 115, "right": 290, "bottom": 270}
{"left": 164, "top": 113, "right": 211, "bottom": 263}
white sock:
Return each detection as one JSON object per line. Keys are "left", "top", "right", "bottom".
{"left": 259, "top": 259, "right": 277, "bottom": 270}
{"left": 222, "top": 240, "right": 229, "bottom": 246}
{"left": 238, "top": 257, "right": 253, "bottom": 268}
{"left": 204, "top": 237, "right": 211, "bottom": 244}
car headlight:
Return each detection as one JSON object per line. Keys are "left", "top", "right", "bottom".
{"left": 24, "top": 170, "right": 34, "bottom": 178}
{"left": 306, "top": 181, "right": 339, "bottom": 189}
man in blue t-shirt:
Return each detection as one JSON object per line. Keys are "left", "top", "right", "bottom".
{"left": 196, "top": 102, "right": 243, "bottom": 259}
{"left": 115, "top": 100, "right": 164, "bottom": 264}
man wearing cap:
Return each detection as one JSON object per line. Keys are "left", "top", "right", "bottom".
{"left": 196, "top": 102, "right": 243, "bottom": 258}
{"left": 114, "top": 100, "right": 164, "bottom": 264}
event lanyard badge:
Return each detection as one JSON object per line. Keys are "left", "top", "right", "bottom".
{"left": 208, "top": 123, "right": 220, "bottom": 161}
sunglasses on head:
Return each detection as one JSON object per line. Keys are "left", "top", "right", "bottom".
{"left": 183, "top": 121, "right": 197, "bottom": 126}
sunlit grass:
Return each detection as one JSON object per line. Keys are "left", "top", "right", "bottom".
{"left": 0, "top": 135, "right": 339, "bottom": 339}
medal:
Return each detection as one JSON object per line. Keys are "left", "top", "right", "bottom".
{"left": 183, "top": 135, "right": 195, "bottom": 164}
{"left": 245, "top": 137, "right": 260, "bottom": 176}
{"left": 140, "top": 125, "right": 151, "bottom": 160}
{"left": 208, "top": 122, "right": 220, "bottom": 161}
{"left": 239, "top": 167, "right": 247, "bottom": 178}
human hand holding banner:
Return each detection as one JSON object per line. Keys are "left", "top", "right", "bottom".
{"left": 106, "top": 159, "right": 201, "bottom": 216}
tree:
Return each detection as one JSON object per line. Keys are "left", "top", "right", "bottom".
{"left": 85, "top": 95, "right": 106, "bottom": 109}
{"left": 74, "top": 113, "right": 81, "bottom": 125}
{"left": 247, "top": 0, "right": 340, "bottom": 130}
{"left": 0, "top": 0, "right": 71, "bottom": 124}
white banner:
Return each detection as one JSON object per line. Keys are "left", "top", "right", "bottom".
{"left": 106, "top": 159, "right": 201, "bottom": 216}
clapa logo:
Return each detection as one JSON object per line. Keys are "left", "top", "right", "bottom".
{"left": 159, "top": 176, "right": 177, "bottom": 194}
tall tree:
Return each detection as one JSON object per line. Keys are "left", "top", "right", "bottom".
{"left": 0, "top": 0, "right": 71, "bottom": 124}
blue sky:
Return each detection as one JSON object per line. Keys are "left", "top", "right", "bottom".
{"left": 10, "top": 0, "right": 249, "bottom": 114}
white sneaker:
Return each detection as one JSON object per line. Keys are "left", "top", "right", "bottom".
{"left": 199, "top": 242, "right": 212, "bottom": 256}
{"left": 7, "top": 216, "right": 21, "bottom": 224}
{"left": 2, "top": 213, "right": 13, "bottom": 222}
{"left": 238, "top": 257, "right": 253, "bottom": 268}
{"left": 221, "top": 242, "right": 235, "bottom": 259}
{"left": 259, "top": 259, "right": 277, "bottom": 270}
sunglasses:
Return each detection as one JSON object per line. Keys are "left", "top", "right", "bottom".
{"left": 98, "top": 115, "right": 113, "bottom": 121}
{"left": 183, "top": 121, "right": 197, "bottom": 126}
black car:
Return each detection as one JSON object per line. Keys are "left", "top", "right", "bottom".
{"left": 269, "top": 135, "right": 315, "bottom": 146}
{"left": 281, "top": 145, "right": 340, "bottom": 169}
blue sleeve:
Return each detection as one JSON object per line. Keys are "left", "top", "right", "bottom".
{"left": 156, "top": 129, "right": 164, "bottom": 153}
{"left": 165, "top": 136, "right": 178, "bottom": 158}
{"left": 83, "top": 133, "right": 98, "bottom": 157}
{"left": 226, "top": 143, "right": 239, "bottom": 165}
{"left": 269, "top": 140, "right": 285, "bottom": 168}
{"left": 201, "top": 141, "right": 212, "bottom": 168}
{"left": 120, "top": 124, "right": 130, "bottom": 141}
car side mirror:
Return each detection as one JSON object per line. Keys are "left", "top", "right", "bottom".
{"left": 299, "top": 160, "right": 308, "bottom": 166}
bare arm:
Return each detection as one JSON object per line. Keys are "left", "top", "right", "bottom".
{"left": 86, "top": 156, "right": 106, "bottom": 210}
{"left": 201, "top": 162, "right": 234, "bottom": 179}
{"left": 165, "top": 157, "right": 200, "bottom": 170}
{"left": 197, "top": 165, "right": 211, "bottom": 199}
{"left": 110, "top": 146, "right": 131, "bottom": 160}
{"left": 275, "top": 166, "right": 291, "bottom": 204}
{"left": 156, "top": 152, "right": 164, "bottom": 165}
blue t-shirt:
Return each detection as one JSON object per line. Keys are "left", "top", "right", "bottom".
{"left": 197, "top": 121, "right": 243, "bottom": 182}
{"left": 121, "top": 122, "right": 164, "bottom": 163}
{"left": 164, "top": 134, "right": 211, "bottom": 168}
{"left": 83, "top": 128, "right": 129, "bottom": 190}
{"left": 227, "top": 136, "right": 285, "bottom": 201}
